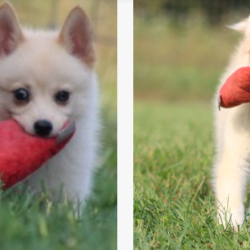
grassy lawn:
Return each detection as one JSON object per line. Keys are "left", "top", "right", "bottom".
{"left": 0, "top": 1, "right": 117, "bottom": 249}
{"left": 134, "top": 101, "right": 250, "bottom": 249}
{"left": 134, "top": 13, "right": 250, "bottom": 249}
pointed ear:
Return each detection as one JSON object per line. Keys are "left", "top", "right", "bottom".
{"left": 227, "top": 20, "right": 247, "bottom": 33}
{"left": 227, "top": 16, "right": 250, "bottom": 36}
{"left": 0, "top": 2, "right": 24, "bottom": 56}
{"left": 58, "top": 6, "right": 96, "bottom": 67}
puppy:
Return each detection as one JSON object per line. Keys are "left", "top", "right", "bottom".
{"left": 213, "top": 17, "right": 250, "bottom": 230}
{"left": 0, "top": 2, "right": 99, "bottom": 206}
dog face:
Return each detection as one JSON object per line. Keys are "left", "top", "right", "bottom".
{"left": 0, "top": 3, "right": 96, "bottom": 137}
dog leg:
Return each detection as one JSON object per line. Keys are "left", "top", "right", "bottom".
{"left": 214, "top": 156, "right": 249, "bottom": 230}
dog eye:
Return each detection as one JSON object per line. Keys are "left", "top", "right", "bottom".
{"left": 13, "top": 88, "right": 30, "bottom": 102}
{"left": 55, "top": 90, "right": 70, "bottom": 103}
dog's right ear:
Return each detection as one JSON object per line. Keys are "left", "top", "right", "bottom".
{"left": 0, "top": 2, "right": 24, "bottom": 56}
{"left": 228, "top": 20, "right": 247, "bottom": 33}
{"left": 228, "top": 17, "right": 250, "bottom": 36}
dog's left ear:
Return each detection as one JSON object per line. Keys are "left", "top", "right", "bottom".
{"left": 58, "top": 6, "right": 96, "bottom": 67}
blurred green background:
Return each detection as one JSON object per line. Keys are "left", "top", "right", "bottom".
{"left": 0, "top": 1, "right": 117, "bottom": 249}
{"left": 134, "top": 0, "right": 248, "bottom": 102}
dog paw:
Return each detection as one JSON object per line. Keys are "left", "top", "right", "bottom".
{"left": 217, "top": 204, "right": 245, "bottom": 231}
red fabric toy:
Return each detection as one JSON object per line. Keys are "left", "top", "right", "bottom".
{"left": 0, "top": 119, "right": 75, "bottom": 190}
{"left": 219, "top": 67, "right": 250, "bottom": 109}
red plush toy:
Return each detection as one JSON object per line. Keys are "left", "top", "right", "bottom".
{"left": 0, "top": 119, "right": 75, "bottom": 190}
{"left": 219, "top": 67, "right": 250, "bottom": 109}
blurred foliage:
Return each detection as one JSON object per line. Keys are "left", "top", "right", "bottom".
{"left": 134, "top": 0, "right": 250, "bottom": 25}
{"left": 134, "top": 13, "right": 240, "bottom": 102}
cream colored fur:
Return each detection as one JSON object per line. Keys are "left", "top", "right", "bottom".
{"left": 213, "top": 16, "right": 250, "bottom": 230}
{"left": 0, "top": 3, "right": 99, "bottom": 205}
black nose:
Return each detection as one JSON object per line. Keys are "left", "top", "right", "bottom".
{"left": 34, "top": 120, "right": 53, "bottom": 137}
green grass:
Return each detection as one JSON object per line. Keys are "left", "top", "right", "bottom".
{"left": 134, "top": 101, "right": 250, "bottom": 249}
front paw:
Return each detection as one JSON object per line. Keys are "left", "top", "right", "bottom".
{"left": 217, "top": 204, "right": 245, "bottom": 231}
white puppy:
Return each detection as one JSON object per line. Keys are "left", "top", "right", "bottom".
{"left": 213, "top": 17, "right": 250, "bottom": 230}
{"left": 0, "top": 3, "right": 99, "bottom": 205}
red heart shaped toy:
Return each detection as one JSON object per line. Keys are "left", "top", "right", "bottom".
{"left": 0, "top": 119, "right": 75, "bottom": 190}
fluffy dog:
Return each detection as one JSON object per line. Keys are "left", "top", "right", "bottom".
{"left": 213, "top": 17, "right": 250, "bottom": 230}
{"left": 0, "top": 2, "right": 99, "bottom": 206}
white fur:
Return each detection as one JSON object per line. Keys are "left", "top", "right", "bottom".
{"left": 213, "top": 18, "right": 250, "bottom": 230}
{"left": 0, "top": 3, "right": 99, "bottom": 205}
